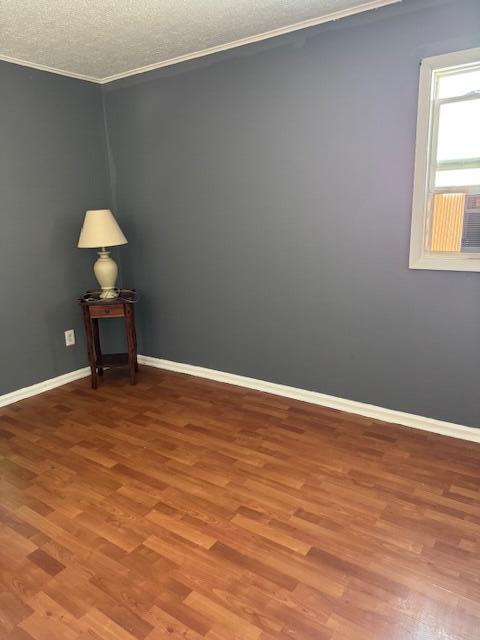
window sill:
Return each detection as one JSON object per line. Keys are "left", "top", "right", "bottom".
{"left": 409, "top": 254, "right": 480, "bottom": 272}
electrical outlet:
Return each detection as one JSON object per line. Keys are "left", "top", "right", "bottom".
{"left": 64, "top": 329, "right": 75, "bottom": 346}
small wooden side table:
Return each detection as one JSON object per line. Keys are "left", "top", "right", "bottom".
{"left": 79, "top": 289, "right": 138, "bottom": 389}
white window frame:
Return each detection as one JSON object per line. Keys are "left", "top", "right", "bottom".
{"left": 409, "top": 47, "right": 480, "bottom": 271}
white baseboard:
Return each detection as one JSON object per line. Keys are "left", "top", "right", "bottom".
{"left": 0, "top": 367, "right": 90, "bottom": 409}
{"left": 1, "top": 357, "right": 478, "bottom": 444}
{"left": 138, "top": 355, "right": 480, "bottom": 443}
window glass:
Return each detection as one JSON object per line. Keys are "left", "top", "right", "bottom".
{"left": 435, "top": 169, "right": 480, "bottom": 188}
{"left": 436, "top": 100, "right": 480, "bottom": 165}
{"left": 437, "top": 69, "right": 480, "bottom": 99}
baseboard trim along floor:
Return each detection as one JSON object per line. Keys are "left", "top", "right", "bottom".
{"left": 138, "top": 355, "right": 480, "bottom": 444}
{"left": 0, "top": 356, "right": 478, "bottom": 444}
{"left": 0, "top": 367, "right": 90, "bottom": 408}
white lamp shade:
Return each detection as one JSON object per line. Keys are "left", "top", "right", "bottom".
{"left": 77, "top": 209, "right": 128, "bottom": 248}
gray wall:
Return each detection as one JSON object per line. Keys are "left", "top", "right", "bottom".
{"left": 4, "top": 0, "right": 474, "bottom": 425}
{"left": 103, "top": 0, "right": 480, "bottom": 427}
{"left": 0, "top": 62, "right": 112, "bottom": 394}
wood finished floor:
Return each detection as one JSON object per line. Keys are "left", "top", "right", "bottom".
{"left": 0, "top": 366, "right": 479, "bottom": 640}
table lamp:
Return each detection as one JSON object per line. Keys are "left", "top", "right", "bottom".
{"left": 78, "top": 209, "right": 128, "bottom": 299}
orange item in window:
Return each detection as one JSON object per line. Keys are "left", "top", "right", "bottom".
{"left": 431, "top": 193, "right": 466, "bottom": 252}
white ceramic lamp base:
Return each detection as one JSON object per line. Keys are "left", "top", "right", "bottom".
{"left": 94, "top": 249, "right": 119, "bottom": 299}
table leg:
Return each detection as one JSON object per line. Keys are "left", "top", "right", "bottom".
{"left": 125, "top": 304, "right": 136, "bottom": 385}
{"left": 82, "top": 306, "right": 98, "bottom": 389}
{"left": 131, "top": 305, "right": 139, "bottom": 372}
{"left": 92, "top": 318, "right": 103, "bottom": 376}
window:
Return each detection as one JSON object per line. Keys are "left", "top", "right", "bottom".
{"left": 409, "top": 48, "right": 480, "bottom": 271}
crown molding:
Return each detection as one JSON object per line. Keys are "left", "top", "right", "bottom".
{"left": 100, "top": 0, "right": 400, "bottom": 84}
{"left": 138, "top": 355, "right": 480, "bottom": 443}
{"left": 1, "top": 0, "right": 400, "bottom": 85}
{"left": 0, "top": 54, "right": 99, "bottom": 83}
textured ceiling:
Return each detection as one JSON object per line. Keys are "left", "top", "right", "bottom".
{"left": 0, "top": 0, "right": 398, "bottom": 82}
